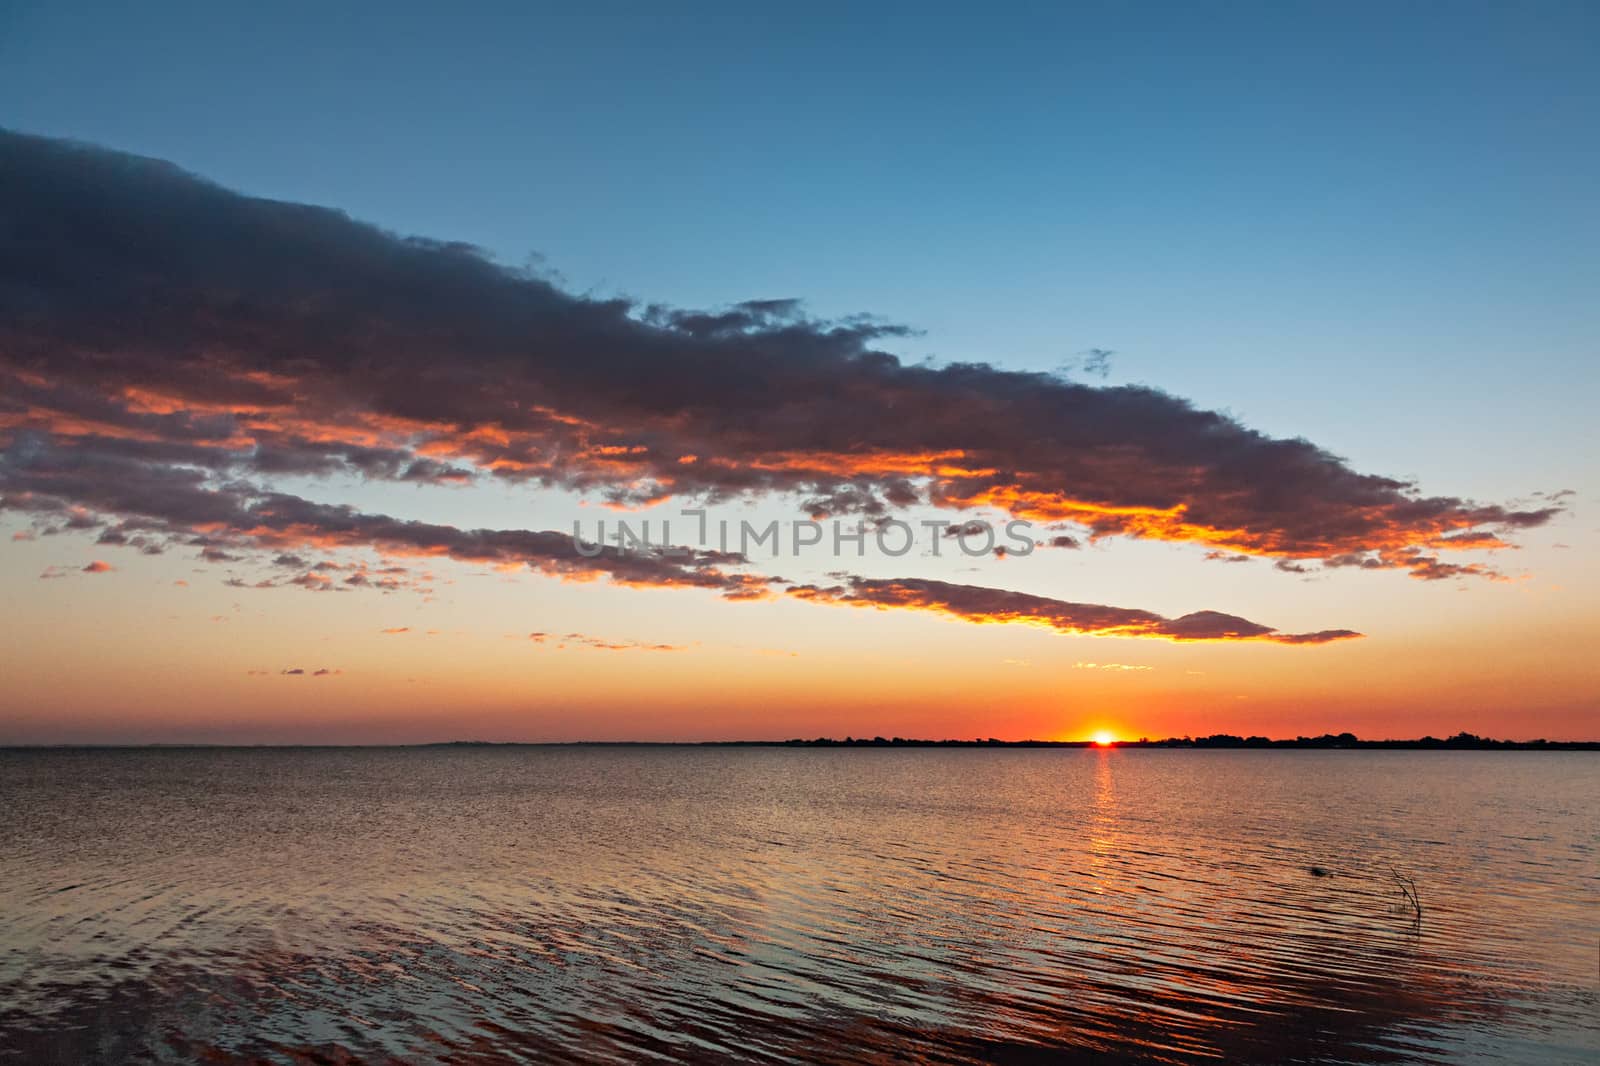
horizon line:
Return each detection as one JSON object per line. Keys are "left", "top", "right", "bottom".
{"left": 4, "top": 733, "right": 1598, "bottom": 751}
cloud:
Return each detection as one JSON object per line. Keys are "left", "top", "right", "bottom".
{"left": 1080, "top": 348, "right": 1115, "bottom": 378}
{"left": 0, "top": 129, "right": 1557, "bottom": 586}
{"left": 381, "top": 626, "right": 411, "bottom": 634}
{"left": 786, "top": 577, "right": 1363, "bottom": 645}
{"left": 529, "top": 631, "right": 687, "bottom": 652}
{"left": 82, "top": 560, "right": 113, "bottom": 573}
{"left": 943, "top": 520, "right": 991, "bottom": 539}
{"left": 1073, "top": 662, "right": 1153, "bottom": 671}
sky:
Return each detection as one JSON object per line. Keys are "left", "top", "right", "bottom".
{"left": 1, "top": 3, "right": 1595, "bottom": 743}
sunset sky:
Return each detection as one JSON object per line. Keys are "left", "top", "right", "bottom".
{"left": 1, "top": 5, "right": 1595, "bottom": 743}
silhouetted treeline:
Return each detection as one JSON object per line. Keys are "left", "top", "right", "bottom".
{"left": 771, "top": 732, "right": 1599, "bottom": 750}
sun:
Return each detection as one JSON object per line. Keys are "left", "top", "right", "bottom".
{"left": 1091, "top": 730, "right": 1117, "bottom": 747}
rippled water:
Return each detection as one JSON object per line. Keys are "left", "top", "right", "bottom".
{"left": 0, "top": 747, "right": 1594, "bottom": 1064}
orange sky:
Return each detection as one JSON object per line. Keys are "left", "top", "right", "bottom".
{"left": 3, "top": 515, "right": 1594, "bottom": 743}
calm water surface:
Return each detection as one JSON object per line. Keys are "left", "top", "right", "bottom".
{"left": 0, "top": 748, "right": 1594, "bottom": 1064}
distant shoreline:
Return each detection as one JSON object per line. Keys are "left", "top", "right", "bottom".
{"left": 3, "top": 733, "right": 1597, "bottom": 751}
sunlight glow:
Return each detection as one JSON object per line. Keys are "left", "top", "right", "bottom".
{"left": 1092, "top": 730, "right": 1117, "bottom": 747}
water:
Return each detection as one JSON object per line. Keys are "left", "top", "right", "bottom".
{"left": 0, "top": 747, "right": 1594, "bottom": 1064}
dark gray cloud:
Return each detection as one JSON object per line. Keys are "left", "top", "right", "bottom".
{"left": 0, "top": 129, "right": 1557, "bottom": 583}
{"left": 788, "top": 577, "right": 1362, "bottom": 645}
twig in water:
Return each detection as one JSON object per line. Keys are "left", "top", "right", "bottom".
{"left": 1389, "top": 865, "right": 1423, "bottom": 920}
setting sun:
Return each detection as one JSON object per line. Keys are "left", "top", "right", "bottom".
{"left": 1092, "top": 731, "right": 1117, "bottom": 747}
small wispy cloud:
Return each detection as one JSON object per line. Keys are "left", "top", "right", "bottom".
{"left": 529, "top": 631, "right": 687, "bottom": 652}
